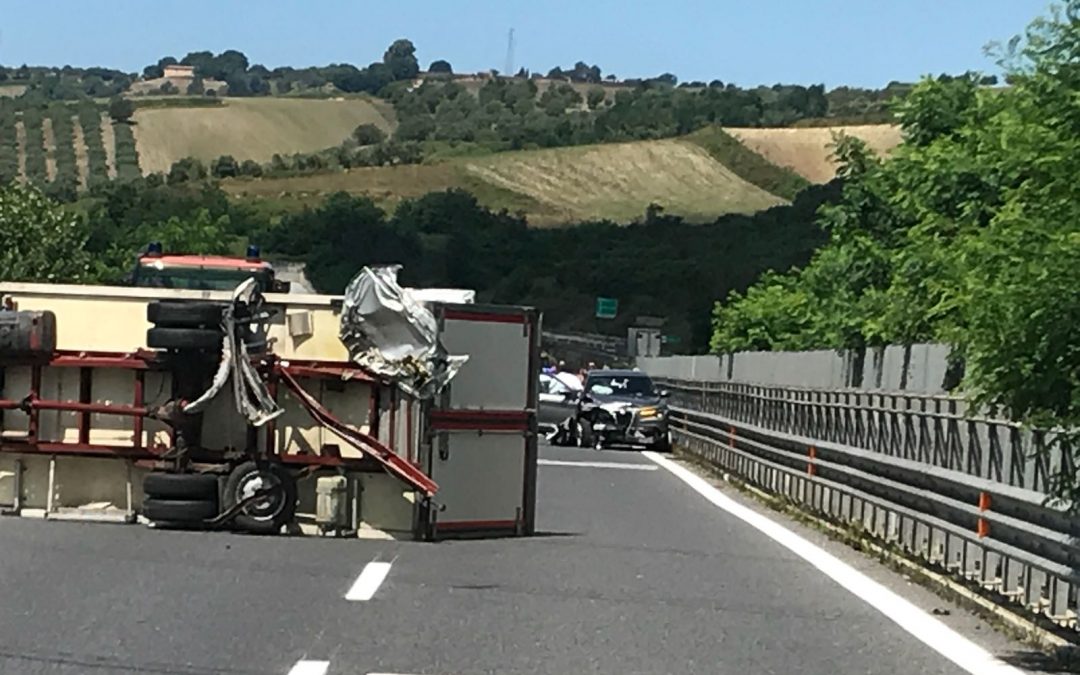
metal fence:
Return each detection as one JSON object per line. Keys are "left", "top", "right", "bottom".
{"left": 659, "top": 378, "right": 1079, "bottom": 634}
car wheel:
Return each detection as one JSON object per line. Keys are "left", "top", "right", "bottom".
{"left": 653, "top": 432, "right": 672, "bottom": 453}
{"left": 222, "top": 461, "right": 297, "bottom": 535}
{"left": 576, "top": 419, "right": 594, "bottom": 448}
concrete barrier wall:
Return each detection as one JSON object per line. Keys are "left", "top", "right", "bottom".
{"left": 638, "top": 343, "right": 952, "bottom": 394}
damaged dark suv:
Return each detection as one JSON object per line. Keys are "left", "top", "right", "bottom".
{"left": 570, "top": 370, "right": 671, "bottom": 451}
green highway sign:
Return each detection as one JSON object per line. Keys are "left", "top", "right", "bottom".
{"left": 595, "top": 297, "right": 618, "bottom": 319}
{"left": 662, "top": 335, "right": 681, "bottom": 344}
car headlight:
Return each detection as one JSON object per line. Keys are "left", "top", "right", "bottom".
{"left": 638, "top": 406, "right": 662, "bottom": 419}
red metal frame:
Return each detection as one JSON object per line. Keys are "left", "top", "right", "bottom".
{"left": 0, "top": 350, "right": 438, "bottom": 495}
{"left": 276, "top": 368, "right": 438, "bottom": 497}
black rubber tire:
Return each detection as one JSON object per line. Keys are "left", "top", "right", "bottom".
{"left": 576, "top": 419, "right": 594, "bottom": 449}
{"left": 147, "top": 327, "right": 223, "bottom": 350}
{"left": 147, "top": 301, "right": 223, "bottom": 328}
{"left": 222, "top": 461, "right": 298, "bottom": 535}
{"left": 143, "top": 498, "right": 218, "bottom": 523}
{"left": 143, "top": 472, "right": 219, "bottom": 500}
{"left": 652, "top": 433, "right": 672, "bottom": 453}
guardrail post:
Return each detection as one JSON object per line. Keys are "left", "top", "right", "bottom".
{"left": 977, "top": 491, "right": 991, "bottom": 538}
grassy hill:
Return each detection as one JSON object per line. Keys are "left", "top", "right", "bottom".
{"left": 727, "top": 124, "right": 902, "bottom": 183}
{"left": 0, "top": 93, "right": 898, "bottom": 228}
{"left": 222, "top": 136, "right": 786, "bottom": 226}
{"left": 131, "top": 97, "right": 395, "bottom": 174}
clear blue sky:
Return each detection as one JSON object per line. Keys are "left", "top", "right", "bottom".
{"left": 1, "top": 0, "right": 1051, "bottom": 88}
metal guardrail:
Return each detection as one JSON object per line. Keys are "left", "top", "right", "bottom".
{"left": 657, "top": 378, "right": 1079, "bottom": 634}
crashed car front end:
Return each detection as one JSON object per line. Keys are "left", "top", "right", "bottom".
{"left": 581, "top": 400, "right": 669, "bottom": 447}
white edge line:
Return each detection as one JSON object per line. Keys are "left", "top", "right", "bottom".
{"left": 287, "top": 660, "right": 329, "bottom": 675}
{"left": 642, "top": 451, "right": 1025, "bottom": 675}
{"left": 538, "top": 459, "right": 658, "bottom": 471}
{"left": 345, "top": 560, "right": 393, "bottom": 601}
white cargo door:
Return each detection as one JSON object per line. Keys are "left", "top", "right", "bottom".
{"left": 431, "top": 430, "right": 526, "bottom": 533}
{"left": 439, "top": 309, "right": 531, "bottom": 411}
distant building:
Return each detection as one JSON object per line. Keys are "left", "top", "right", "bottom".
{"left": 163, "top": 64, "right": 195, "bottom": 79}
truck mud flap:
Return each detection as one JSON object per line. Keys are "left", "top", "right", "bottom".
{"left": 277, "top": 368, "right": 438, "bottom": 497}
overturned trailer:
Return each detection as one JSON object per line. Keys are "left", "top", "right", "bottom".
{"left": 0, "top": 271, "right": 539, "bottom": 540}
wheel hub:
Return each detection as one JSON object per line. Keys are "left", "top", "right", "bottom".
{"left": 237, "top": 470, "right": 284, "bottom": 521}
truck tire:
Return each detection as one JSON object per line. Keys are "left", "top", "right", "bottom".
{"left": 222, "top": 461, "right": 297, "bottom": 535}
{"left": 143, "top": 473, "right": 219, "bottom": 500}
{"left": 147, "top": 327, "right": 223, "bottom": 350}
{"left": 142, "top": 498, "right": 218, "bottom": 523}
{"left": 147, "top": 301, "right": 223, "bottom": 328}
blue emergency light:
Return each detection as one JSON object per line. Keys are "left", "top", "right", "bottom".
{"left": 246, "top": 245, "right": 261, "bottom": 261}
{"left": 146, "top": 242, "right": 163, "bottom": 256}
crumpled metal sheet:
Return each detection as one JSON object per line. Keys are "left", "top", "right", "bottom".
{"left": 339, "top": 266, "right": 467, "bottom": 399}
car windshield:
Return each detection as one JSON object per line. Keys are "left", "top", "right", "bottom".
{"left": 134, "top": 266, "right": 268, "bottom": 291}
{"left": 586, "top": 375, "right": 655, "bottom": 397}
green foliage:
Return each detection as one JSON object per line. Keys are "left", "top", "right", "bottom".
{"left": 383, "top": 39, "right": 420, "bottom": 81}
{"left": 167, "top": 157, "right": 207, "bottom": 184}
{"left": 0, "top": 108, "right": 18, "bottom": 184}
{"left": 211, "top": 154, "right": 239, "bottom": 178}
{"left": 351, "top": 123, "right": 386, "bottom": 145}
{"left": 21, "top": 108, "right": 47, "bottom": 185}
{"left": 238, "top": 159, "right": 262, "bottom": 177}
{"left": 586, "top": 87, "right": 606, "bottom": 110}
{"left": 389, "top": 79, "right": 840, "bottom": 155}
{"left": 258, "top": 181, "right": 838, "bottom": 350}
{"left": 111, "top": 121, "right": 141, "bottom": 181}
{"left": 131, "top": 97, "right": 224, "bottom": 110}
{"left": 685, "top": 126, "right": 810, "bottom": 200}
{"left": 108, "top": 97, "right": 135, "bottom": 123}
{"left": 265, "top": 192, "right": 419, "bottom": 292}
{"left": 0, "top": 183, "right": 91, "bottom": 282}
{"left": 77, "top": 104, "right": 109, "bottom": 187}
{"left": 710, "top": 2, "right": 1080, "bottom": 501}
{"left": 428, "top": 59, "right": 453, "bottom": 74}
{"left": 48, "top": 104, "right": 79, "bottom": 197}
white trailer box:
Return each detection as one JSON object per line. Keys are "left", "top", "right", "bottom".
{"left": 420, "top": 303, "right": 540, "bottom": 538}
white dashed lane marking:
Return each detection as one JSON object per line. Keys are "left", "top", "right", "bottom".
{"left": 345, "top": 560, "right": 393, "bottom": 601}
{"left": 287, "top": 660, "right": 329, "bottom": 675}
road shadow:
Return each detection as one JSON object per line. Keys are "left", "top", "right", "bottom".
{"left": 530, "top": 530, "right": 584, "bottom": 539}
{"left": 1001, "top": 649, "right": 1080, "bottom": 673}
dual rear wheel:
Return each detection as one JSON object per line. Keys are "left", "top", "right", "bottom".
{"left": 141, "top": 462, "right": 296, "bottom": 534}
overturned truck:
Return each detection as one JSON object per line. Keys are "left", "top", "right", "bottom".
{"left": 0, "top": 266, "right": 539, "bottom": 540}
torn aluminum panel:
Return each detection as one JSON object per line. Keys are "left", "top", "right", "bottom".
{"left": 339, "top": 266, "right": 467, "bottom": 399}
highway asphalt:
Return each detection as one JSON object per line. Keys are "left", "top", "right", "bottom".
{"left": 0, "top": 443, "right": 1048, "bottom": 674}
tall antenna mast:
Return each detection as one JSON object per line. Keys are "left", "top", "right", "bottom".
{"left": 504, "top": 28, "right": 515, "bottom": 77}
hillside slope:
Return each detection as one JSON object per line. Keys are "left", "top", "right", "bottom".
{"left": 727, "top": 125, "right": 902, "bottom": 183}
{"left": 222, "top": 137, "right": 785, "bottom": 226}
{"left": 131, "top": 97, "right": 395, "bottom": 174}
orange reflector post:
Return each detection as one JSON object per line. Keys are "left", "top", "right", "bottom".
{"left": 977, "top": 491, "right": 991, "bottom": 538}
{"left": 807, "top": 446, "right": 817, "bottom": 476}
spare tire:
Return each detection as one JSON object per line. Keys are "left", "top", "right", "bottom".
{"left": 147, "top": 301, "right": 223, "bottom": 328}
{"left": 147, "top": 327, "right": 223, "bottom": 350}
{"left": 143, "top": 472, "right": 219, "bottom": 500}
{"left": 142, "top": 498, "right": 218, "bottom": 523}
